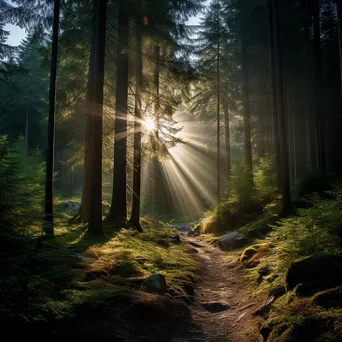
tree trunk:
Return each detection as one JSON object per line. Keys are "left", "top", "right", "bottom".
{"left": 217, "top": 6, "right": 221, "bottom": 214}
{"left": 268, "top": 0, "right": 281, "bottom": 188}
{"left": 223, "top": 100, "right": 231, "bottom": 178}
{"left": 313, "top": 0, "right": 326, "bottom": 173}
{"left": 128, "top": 3, "right": 143, "bottom": 232}
{"left": 152, "top": 45, "right": 162, "bottom": 216}
{"left": 70, "top": 0, "right": 98, "bottom": 225}
{"left": 336, "top": 0, "right": 342, "bottom": 99}
{"left": 107, "top": 1, "right": 129, "bottom": 227}
{"left": 87, "top": 0, "right": 107, "bottom": 234}
{"left": 271, "top": 0, "right": 294, "bottom": 216}
{"left": 44, "top": 0, "right": 60, "bottom": 236}
{"left": 241, "top": 31, "right": 254, "bottom": 185}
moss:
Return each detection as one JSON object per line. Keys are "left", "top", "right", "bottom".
{"left": 240, "top": 246, "right": 258, "bottom": 262}
{"left": 240, "top": 243, "right": 270, "bottom": 263}
{"left": 267, "top": 312, "right": 342, "bottom": 342}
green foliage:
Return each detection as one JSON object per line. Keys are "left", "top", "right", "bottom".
{"left": 0, "top": 136, "right": 45, "bottom": 235}
{"left": 253, "top": 154, "right": 278, "bottom": 204}
{"left": 273, "top": 191, "right": 342, "bottom": 257}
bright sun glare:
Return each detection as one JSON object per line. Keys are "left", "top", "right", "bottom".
{"left": 145, "top": 118, "right": 155, "bottom": 132}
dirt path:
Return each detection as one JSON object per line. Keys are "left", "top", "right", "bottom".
{"left": 172, "top": 235, "right": 262, "bottom": 342}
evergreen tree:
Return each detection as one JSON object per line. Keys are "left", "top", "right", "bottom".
{"left": 44, "top": 0, "right": 60, "bottom": 236}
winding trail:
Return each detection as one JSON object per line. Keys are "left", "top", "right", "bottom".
{"left": 173, "top": 234, "right": 262, "bottom": 342}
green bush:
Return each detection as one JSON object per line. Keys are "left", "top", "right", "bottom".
{"left": 253, "top": 154, "right": 278, "bottom": 204}
{"left": 0, "top": 136, "right": 45, "bottom": 235}
{"left": 273, "top": 192, "right": 342, "bottom": 257}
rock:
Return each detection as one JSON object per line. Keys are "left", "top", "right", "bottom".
{"left": 200, "top": 301, "right": 230, "bottom": 313}
{"left": 286, "top": 253, "right": 342, "bottom": 291}
{"left": 268, "top": 285, "right": 286, "bottom": 301}
{"left": 188, "top": 241, "right": 203, "bottom": 248}
{"left": 311, "top": 287, "right": 342, "bottom": 308}
{"left": 218, "top": 231, "right": 248, "bottom": 251}
{"left": 170, "top": 234, "right": 181, "bottom": 244}
{"left": 258, "top": 266, "right": 271, "bottom": 276}
{"left": 141, "top": 274, "right": 167, "bottom": 294}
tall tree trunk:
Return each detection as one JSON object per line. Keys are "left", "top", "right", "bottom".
{"left": 256, "top": 84, "right": 265, "bottom": 157}
{"left": 152, "top": 45, "right": 162, "bottom": 216}
{"left": 128, "top": 2, "right": 143, "bottom": 232}
{"left": 268, "top": 0, "right": 281, "bottom": 188}
{"left": 70, "top": 0, "right": 98, "bottom": 225}
{"left": 313, "top": 0, "right": 326, "bottom": 173}
{"left": 107, "top": 1, "right": 129, "bottom": 226}
{"left": 304, "top": 8, "right": 312, "bottom": 171}
{"left": 241, "top": 31, "right": 254, "bottom": 184}
{"left": 217, "top": 6, "right": 221, "bottom": 214}
{"left": 271, "top": 0, "right": 294, "bottom": 216}
{"left": 44, "top": 0, "right": 60, "bottom": 236}
{"left": 223, "top": 100, "right": 231, "bottom": 178}
{"left": 88, "top": 0, "right": 107, "bottom": 234}
{"left": 336, "top": 0, "right": 342, "bottom": 99}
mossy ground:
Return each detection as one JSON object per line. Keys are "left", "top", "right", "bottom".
{"left": 1, "top": 217, "right": 199, "bottom": 340}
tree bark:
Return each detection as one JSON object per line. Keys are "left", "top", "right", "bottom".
{"left": 128, "top": 2, "right": 143, "bottom": 232}
{"left": 241, "top": 30, "right": 254, "bottom": 185}
{"left": 223, "top": 100, "right": 231, "bottom": 178}
{"left": 216, "top": 5, "right": 221, "bottom": 215}
{"left": 107, "top": 1, "right": 129, "bottom": 227}
{"left": 88, "top": 0, "right": 107, "bottom": 234}
{"left": 271, "top": 0, "right": 294, "bottom": 216}
{"left": 152, "top": 45, "right": 162, "bottom": 216}
{"left": 313, "top": 0, "right": 326, "bottom": 173}
{"left": 267, "top": 0, "right": 281, "bottom": 188}
{"left": 70, "top": 0, "right": 98, "bottom": 225}
{"left": 336, "top": 0, "right": 342, "bottom": 99}
{"left": 44, "top": 0, "right": 60, "bottom": 236}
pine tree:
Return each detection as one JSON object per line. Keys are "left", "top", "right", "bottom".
{"left": 44, "top": 0, "right": 60, "bottom": 236}
{"left": 128, "top": 0, "right": 144, "bottom": 232}
{"left": 107, "top": 0, "right": 129, "bottom": 227}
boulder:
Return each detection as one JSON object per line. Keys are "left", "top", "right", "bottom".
{"left": 141, "top": 274, "right": 167, "bottom": 294}
{"left": 286, "top": 253, "right": 342, "bottom": 291}
{"left": 311, "top": 287, "right": 342, "bottom": 308}
{"left": 218, "top": 231, "right": 248, "bottom": 251}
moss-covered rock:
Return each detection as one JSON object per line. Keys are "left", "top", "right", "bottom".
{"left": 286, "top": 253, "right": 342, "bottom": 292}
{"left": 311, "top": 287, "right": 342, "bottom": 309}
{"left": 266, "top": 312, "right": 342, "bottom": 342}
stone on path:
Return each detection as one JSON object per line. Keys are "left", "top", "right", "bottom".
{"left": 218, "top": 232, "right": 248, "bottom": 251}
{"left": 200, "top": 301, "right": 230, "bottom": 313}
{"left": 141, "top": 274, "right": 167, "bottom": 294}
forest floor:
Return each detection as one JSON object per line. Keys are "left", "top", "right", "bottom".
{"left": 170, "top": 234, "right": 263, "bottom": 342}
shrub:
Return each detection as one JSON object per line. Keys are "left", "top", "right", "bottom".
{"left": 0, "top": 136, "right": 45, "bottom": 235}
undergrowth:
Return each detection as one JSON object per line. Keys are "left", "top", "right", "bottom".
{"left": 1, "top": 218, "right": 199, "bottom": 338}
